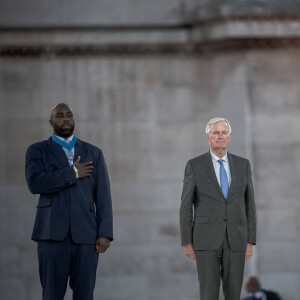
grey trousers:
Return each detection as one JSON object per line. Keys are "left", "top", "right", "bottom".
{"left": 194, "top": 231, "right": 246, "bottom": 300}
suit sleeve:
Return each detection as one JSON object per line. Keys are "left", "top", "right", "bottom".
{"left": 94, "top": 150, "right": 113, "bottom": 241}
{"left": 25, "top": 144, "right": 77, "bottom": 194}
{"left": 180, "top": 161, "right": 195, "bottom": 246}
{"left": 245, "top": 160, "right": 256, "bottom": 245}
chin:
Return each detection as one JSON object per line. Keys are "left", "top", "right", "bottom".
{"left": 60, "top": 130, "right": 73, "bottom": 138}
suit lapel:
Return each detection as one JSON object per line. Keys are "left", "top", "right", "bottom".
{"left": 203, "top": 152, "right": 225, "bottom": 199}
{"left": 74, "top": 139, "right": 85, "bottom": 161}
{"left": 227, "top": 152, "right": 237, "bottom": 199}
{"left": 47, "top": 137, "right": 85, "bottom": 167}
{"left": 47, "top": 138, "right": 69, "bottom": 168}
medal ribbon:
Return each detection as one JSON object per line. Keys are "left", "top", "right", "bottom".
{"left": 52, "top": 134, "right": 77, "bottom": 150}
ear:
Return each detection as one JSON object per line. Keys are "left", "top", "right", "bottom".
{"left": 206, "top": 134, "right": 210, "bottom": 143}
{"left": 49, "top": 119, "right": 54, "bottom": 128}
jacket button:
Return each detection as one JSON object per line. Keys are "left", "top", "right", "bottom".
{"left": 224, "top": 218, "right": 227, "bottom": 222}
{"left": 225, "top": 202, "right": 228, "bottom": 205}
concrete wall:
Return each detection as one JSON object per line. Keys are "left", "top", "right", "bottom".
{"left": 2, "top": 0, "right": 300, "bottom": 29}
{"left": 249, "top": 50, "right": 300, "bottom": 298}
{"left": 0, "top": 0, "right": 198, "bottom": 27}
{"left": 1, "top": 1, "right": 300, "bottom": 300}
{"left": 1, "top": 48, "right": 299, "bottom": 300}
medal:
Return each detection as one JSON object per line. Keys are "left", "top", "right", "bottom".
{"left": 52, "top": 135, "right": 77, "bottom": 150}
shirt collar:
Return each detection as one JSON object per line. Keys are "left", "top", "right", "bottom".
{"left": 210, "top": 150, "right": 228, "bottom": 162}
{"left": 54, "top": 134, "right": 74, "bottom": 144}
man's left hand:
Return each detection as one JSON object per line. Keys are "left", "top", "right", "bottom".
{"left": 95, "top": 237, "right": 110, "bottom": 253}
{"left": 245, "top": 243, "right": 253, "bottom": 260}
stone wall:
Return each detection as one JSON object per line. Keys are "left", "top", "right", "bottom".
{"left": 1, "top": 1, "right": 300, "bottom": 299}
{"left": 1, "top": 48, "right": 299, "bottom": 300}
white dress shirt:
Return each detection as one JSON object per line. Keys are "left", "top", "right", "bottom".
{"left": 210, "top": 151, "right": 231, "bottom": 187}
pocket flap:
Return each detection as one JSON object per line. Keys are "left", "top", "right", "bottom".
{"left": 36, "top": 197, "right": 51, "bottom": 208}
{"left": 89, "top": 202, "right": 95, "bottom": 213}
{"left": 194, "top": 216, "right": 209, "bottom": 224}
{"left": 240, "top": 218, "right": 246, "bottom": 225}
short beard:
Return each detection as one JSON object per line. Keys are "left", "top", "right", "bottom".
{"left": 53, "top": 123, "right": 75, "bottom": 138}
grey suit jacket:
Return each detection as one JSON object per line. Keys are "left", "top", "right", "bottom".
{"left": 180, "top": 151, "right": 256, "bottom": 251}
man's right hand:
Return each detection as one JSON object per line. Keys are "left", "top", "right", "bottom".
{"left": 73, "top": 156, "right": 93, "bottom": 178}
{"left": 184, "top": 244, "right": 196, "bottom": 260}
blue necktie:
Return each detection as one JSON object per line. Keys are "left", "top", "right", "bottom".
{"left": 218, "top": 159, "right": 229, "bottom": 198}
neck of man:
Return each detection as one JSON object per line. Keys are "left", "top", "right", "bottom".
{"left": 210, "top": 148, "right": 227, "bottom": 158}
{"left": 54, "top": 131, "right": 73, "bottom": 139}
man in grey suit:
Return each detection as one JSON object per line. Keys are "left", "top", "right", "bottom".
{"left": 180, "top": 117, "right": 256, "bottom": 300}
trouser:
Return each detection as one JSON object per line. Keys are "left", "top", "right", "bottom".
{"left": 194, "top": 231, "right": 246, "bottom": 300}
{"left": 37, "top": 232, "right": 99, "bottom": 300}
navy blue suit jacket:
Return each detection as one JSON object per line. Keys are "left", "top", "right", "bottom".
{"left": 25, "top": 137, "right": 113, "bottom": 244}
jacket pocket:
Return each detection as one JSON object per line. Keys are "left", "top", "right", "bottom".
{"left": 240, "top": 218, "right": 246, "bottom": 225}
{"left": 89, "top": 202, "right": 96, "bottom": 215}
{"left": 194, "top": 216, "right": 209, "bottom": 224}
{"left": 36, "top": 197, "right": 51, "bottom": 208}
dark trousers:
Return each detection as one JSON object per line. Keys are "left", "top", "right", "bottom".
{"left": 37, "top": 232, "right": 99, "bottom": 300}
{"left": 194, "top": 231, "right": 246, "bottom": 300}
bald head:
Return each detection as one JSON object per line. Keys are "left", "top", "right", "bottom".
{"left": 50, "top": 103, "right": 72, "bottom": 121}
{"left": 49, "top": 103, "right": 75, "bottom": 138}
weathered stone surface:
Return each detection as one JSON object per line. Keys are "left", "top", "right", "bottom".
{"left": 1, "top": 12, "right": 300, "bottom": 300}
{"left": 0, "top": 0, "right": 201, "bottom": 28}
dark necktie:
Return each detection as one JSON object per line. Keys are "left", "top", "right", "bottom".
{"left": 218, "top": 159, "right": 229, "bottom": 198}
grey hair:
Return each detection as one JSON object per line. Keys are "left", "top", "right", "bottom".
{"left": 205, "top": 117, "right": 232, "bottom": 135}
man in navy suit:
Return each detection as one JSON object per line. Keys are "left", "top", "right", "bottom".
{"left": 25, "top": 103, "right": 113, "bottom": 300}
